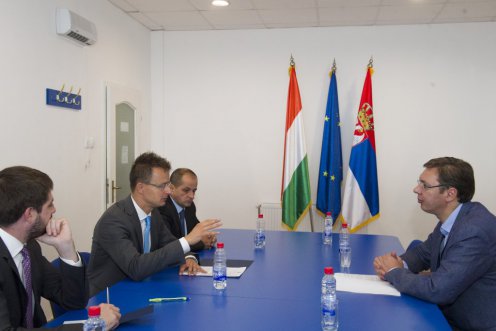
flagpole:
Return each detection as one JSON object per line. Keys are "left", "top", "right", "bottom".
{"left": 309, "top": 204, "right": 315, "bottom": 232}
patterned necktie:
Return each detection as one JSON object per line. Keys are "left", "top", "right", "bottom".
{"left": 21, "top": 247, "right": 33, "bottom": 328}
{"left": 143, "top": 216, "right": 151, "bottom": 253}
{"left": 179, "top": 209, "right": 186, "bottom": 236}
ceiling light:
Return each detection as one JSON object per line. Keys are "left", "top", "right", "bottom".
{"left": 212, "top": 0, "right": 229, "bottom": 7}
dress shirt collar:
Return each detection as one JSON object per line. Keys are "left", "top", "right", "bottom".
{"left": 131, "top": 196, "right": 151, "bottom": 221}
{"left": 170, "top": 197, "right": 184, "bottom": 215}
{"left": 440, "top": 203, "right": 463, "bottom": 237}
{"left": 0, "top": 227, "right": 24, "bottom": 259}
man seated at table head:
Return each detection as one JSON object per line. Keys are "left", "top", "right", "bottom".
{"left": 158, "top": 168, "right": 218, "bottom": 251}
{"left": 88, "top": 152, "right": 221, "bottom": 296}
{"left": 0, "top": 166, "right": 120, "bottom": 330}
{"left": 373, "top": 157, "right": 496, "bottom": 331}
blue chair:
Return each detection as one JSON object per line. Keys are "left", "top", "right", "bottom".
{"left": 50, "top": 252, "right": 90, "bottom": 318}
{"left": 407, "top": 239, "right": 422, "bottom": 251}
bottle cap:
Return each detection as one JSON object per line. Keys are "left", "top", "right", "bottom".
{"left": 324, "top": 267, "right": 334, "bottom": 275}
{"left": 217, "top": 242, "right": 224, "bottom": 248}
{"left": 88, "top": 306, "right": 101, "bottom": 317}
{"left": 258, "top": 214, "right": 264, "bottom": 219}
{"left": 326, "top": 212, "right": 331, "bottom": 216}
{"left": 342, "top": 223, "right": 348, "bottom": 228}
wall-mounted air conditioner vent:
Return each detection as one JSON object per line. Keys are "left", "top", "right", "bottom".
{"left": 56, "top": 8, "right": 97, "bottom": 46}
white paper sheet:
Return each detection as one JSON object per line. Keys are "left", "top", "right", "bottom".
{"left": 181, "top": 266, "right": 246, "bottom": 278}
{"left": 335, "top": 273, "right": 401, "bottom": 297}
{"left": 63, "top": 320, "right": 86, "bottom": 324}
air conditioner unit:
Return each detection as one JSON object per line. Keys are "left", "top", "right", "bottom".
{"left": 56, "top": 8, "right": 97, "bottom": 46}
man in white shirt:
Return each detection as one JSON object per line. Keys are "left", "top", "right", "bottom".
{"left": 88, "top": 152, "right": 221, "bottom": 296}
{"left": 0, "top": 166, "right": 120, "bottom": 330}
{"left": 158, "top": 168, "right": 218, "bottom": 251}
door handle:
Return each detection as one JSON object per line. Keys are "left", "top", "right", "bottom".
{"left": 111, "top": 180, "right": 121, "bottom": 203}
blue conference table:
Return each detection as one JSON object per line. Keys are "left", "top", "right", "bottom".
{"left": 47, "top": 229, "right": 451, "bottom": 330}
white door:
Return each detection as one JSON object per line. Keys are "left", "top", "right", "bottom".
{"left": 106, "top": 82, "right": 141, "bottom": 207}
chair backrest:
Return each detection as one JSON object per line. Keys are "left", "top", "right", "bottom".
{"left": 50, "top": 252, "right": 90, "bottom": 319}
{"left": 407, "top": 239, "right": 423, "bottom": 251}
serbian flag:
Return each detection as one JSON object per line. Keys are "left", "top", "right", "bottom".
{"left": 281, "top": 62, "right": 312, "bottom": 231}
{"left": 316, "top": 63, "right": 343, "bottom": 222}
{"left": 340, "top": 63, "right": 379, "bottom": 232}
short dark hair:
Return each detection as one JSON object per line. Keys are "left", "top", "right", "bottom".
{"left": 170, "top": 168, "right": 197, "bottom": 187}
{"left": 424, "top": 157, "right": 475, "bottom": 203}
{"left": 0, "top": 166, "right": 53, "bottom": 227}
{"left": 129, "top": 152, "right": 171, "bottom": 191}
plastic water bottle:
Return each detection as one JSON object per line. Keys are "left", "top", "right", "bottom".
{"left": 339, "top": 223, "right": 351, "bottom": 268}
{"left": 83, "top": 306, "right": 106, "bottom": 331}
{"left": 254, "top": 213, "right": 266, "bottom": 248}
{"left": 213, "top": 242, "right": 227, "bottom": 290}
{"left": 339, "top": 223, "right": 350, "bottom": 250}
{"left": 323, "top": 212, "right": 333, "bottom": 245}
{"left": 321, "top": 267, "right": 338, "bottom": 331}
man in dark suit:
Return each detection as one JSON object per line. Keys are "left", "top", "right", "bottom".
{"left": 158, "top": 168, "right": 218, "bottom": 251}
{"left": 0, "top": 166, "right": 120, "bottom": 330}
{"left": 88, "top": 153, "right": 221, "bottom": 296}
{"left": 374, "top": 157, "right": 496, "bottom": 331}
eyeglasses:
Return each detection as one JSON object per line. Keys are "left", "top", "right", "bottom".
{"left": 416, "top": 180, "right": 448, "bottom": 190}
{"left": 146, "top": 181, "right": 171, "bottom": 190}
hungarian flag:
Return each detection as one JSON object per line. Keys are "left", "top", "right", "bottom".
{"left": 281, "top": 63, "right": 312, "bottom": 230}
{"left": 340, "top": 63, "right": 380, "bottom": 232}
{"left": 316, "top": 63, "right": 343, "bottom": 222}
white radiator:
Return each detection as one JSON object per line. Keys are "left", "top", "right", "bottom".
{"left": 258, "top": 203, "right": 321, "bottom": 232}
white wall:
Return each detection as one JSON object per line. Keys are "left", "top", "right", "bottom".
{"left": 0, "top": 0, "right": 151, "bottom": 258}
{"left": 152, "top": 23, "right": 496, "bottom": 247}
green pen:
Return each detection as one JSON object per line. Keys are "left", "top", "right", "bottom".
{"left": 149, "top": 297, "right": 191, "bottom": 303}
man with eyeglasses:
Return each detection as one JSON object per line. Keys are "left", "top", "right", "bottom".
{"left": 374, "top": 157, "right": 496, "bottom": 331}
{"left": 158, "top": 168, "right": 218, "bottom": 251}
{"left": 88, "top": 152, "right": 221, "bottom": 296}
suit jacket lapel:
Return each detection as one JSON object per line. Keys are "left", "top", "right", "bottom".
{"left": 167, "top": 197, "right": 182, "bottom": 236}
{"left": 151, "top": 209, "right": 162, "bottom": 250}
{"left": 430, "top": 223, "right": 444, "bottom": 271}
{"left": 0, "top": 237, "right": 29, "bottom": 323}
{"left": 122, "top": 195, "right": 145, "bottom": 253}
{"left": 0, "top": 238, "right": 22, "bottom": 280}
{"left": 433, "top": 204, "right": 469, "bottom": 270}
{"left": 442, "top": 203, "right": 467, "bottom": 256}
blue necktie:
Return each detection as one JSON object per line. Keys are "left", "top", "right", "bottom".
{"left": 436, "top": 229, "right": 447, "bottom": 269}
{"left": 440, "top": 228, "right": 448, "bottom": 255}
{"left": 21, "top": 247, "right": 33, "bottom": 328}
{"left": 144, "top": 216, "right": 151, "bottom": 253}
{"left": 179, "top": 209, "right": 186, "bottom": 236}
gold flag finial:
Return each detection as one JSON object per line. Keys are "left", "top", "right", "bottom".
{"left": 329, "top": 58, "right": 337, "bottom": 77}
{"left": 368, "top": 56, "right": 374, "bottom": 75}
{"left": 368, "top": 56, "right": 373, "bottom": 68}
{"left": 289, "top": 54, "right": 295, "bottom": 75}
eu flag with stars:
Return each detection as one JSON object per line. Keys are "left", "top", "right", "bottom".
{"left": 316, "top": 63, "right": 343, "bottom": 223}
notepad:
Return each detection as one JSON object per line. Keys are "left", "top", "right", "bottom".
{"left": 334, "top": 273, "right": 401, "bottom": 297}
{"left": 181, "top": 266, "right": 247, "bottom": 278}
